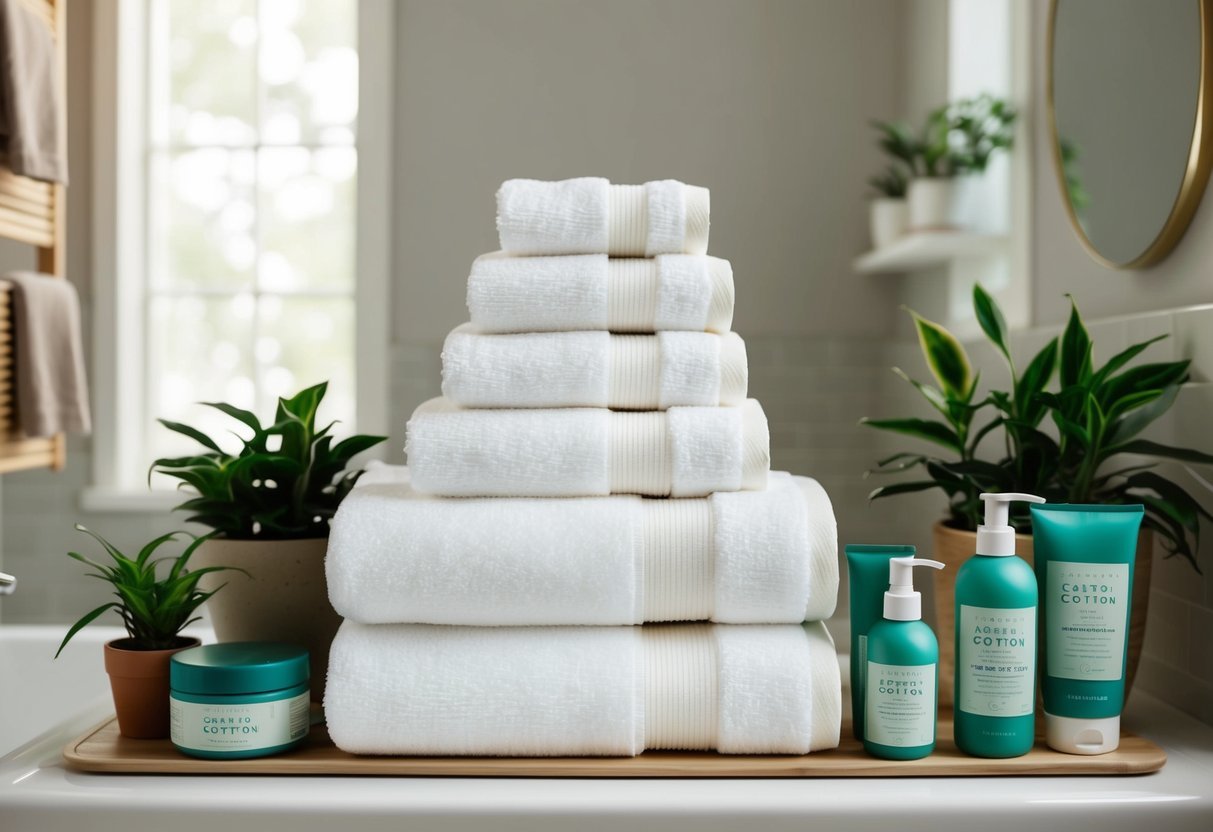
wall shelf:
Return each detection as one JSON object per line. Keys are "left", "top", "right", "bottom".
{"left": 853, "top": 231, "right": 1008, "bottom": 274}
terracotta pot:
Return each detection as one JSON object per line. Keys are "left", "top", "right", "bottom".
{"left": 104, "top": 636, "right": 200, "bottom": 738}
{"left": 931, "top": 522, "right": 1153, "bottom": 707}
{"left": 190, "top": 537, "right": 338, "bottom": 701}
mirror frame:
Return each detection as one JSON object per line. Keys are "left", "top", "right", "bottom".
{"left": 1048, "top": 0, "right": 1213, "bottom": 269}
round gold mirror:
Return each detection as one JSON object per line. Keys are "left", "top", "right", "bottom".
{"left": 1049, "top": 0, "right": 1213, "bottom": 269}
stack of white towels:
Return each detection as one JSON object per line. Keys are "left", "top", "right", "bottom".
{"left": 324, "top": 178, "right": 843, "bottom": 757}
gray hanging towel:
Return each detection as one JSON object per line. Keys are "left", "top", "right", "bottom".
{"left": 0, "top": 0, "right": 67, "bottom": 184}
{"left": 6, "top": 271, "right": 90, "bottom": 437}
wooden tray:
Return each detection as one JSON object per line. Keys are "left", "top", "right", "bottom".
{"left": 63, "top": 711, "right": 1166, "bottom": 777}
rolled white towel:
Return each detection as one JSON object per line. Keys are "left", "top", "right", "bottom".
{"left": 466, "top": 252, "right": 734, "bottom": 334}
{"left": 441, "top": 325, "right": 747, "bottom": 410}
{"left": 325, "top": 620, "right": 841, "bottom": 757}
{"left": 327, "top": 467, "right": 837, "bottom": 625}
{"left": 496, "top": 178, "right": 710, "bottom": 256}
{"left": 405, "top": 397, "right": 769, "bottom": 497}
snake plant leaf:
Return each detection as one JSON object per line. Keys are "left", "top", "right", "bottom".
{"left": 156, "top": 419, "right": 223, "bottom": 454}
{"left": 909, "top": 310, "right": 972, "bottom": 401}
{"left": 891, "top": 367, "right": 949, "bottom": 416}
{"left": 1100, "top": 361, "right": 1190, "bottom": 413}
{"left": 1090, "top": 334, "right": 1169, "bottom": 388}
{"left": 1122, "top": 470, "right": 1213, "bottom": 525}
{"left": 867, "top": 480, "right": 940, "bottom": 501}
{"left": 1108, "top": 439, "right": 1213, "bottom": 466}
{"left": 1108, "top": 382, "right": 1182, "bottom": 445}
{"left": 1014, "top": 338, "right": 1058, "bottom": 424}
{"left": 1059, "top": 296, "right": 1093, "bottom": 387}
{"left": 1052, "top": 409, "right": 1091, "bottom": 447}
{"left": 973, "top": 284, "right": 1011, "bottom": 366}
{"left": 200, "top": 401, "right": 264, "bottom": 435}
{"left": 860, "top": 417, "right": 961, "bottom": 452}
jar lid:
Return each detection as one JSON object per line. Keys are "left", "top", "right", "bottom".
{"left": 171, "top": 642, "right": 309, "bottom": 695}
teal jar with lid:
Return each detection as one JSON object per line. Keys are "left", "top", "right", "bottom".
{"left": 170, "top": 642, "right": 310, "bottom": 759}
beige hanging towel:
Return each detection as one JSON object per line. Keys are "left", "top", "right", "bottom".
{"left": 6, "top": 271, "right": 90, "bottom": 437}
{"left": 0, "top": 0, "right": 67, "bottom": 184}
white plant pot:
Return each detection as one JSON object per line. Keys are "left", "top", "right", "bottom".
{"left": 869, "top": 198, "right": 908, "bottom": 250}
{"left": 908, "top": 178, "right": 964, "bottom": 231}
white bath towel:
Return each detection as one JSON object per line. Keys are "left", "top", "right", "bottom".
{"left": 441, "top": 325, "right": 748, "bottom": 409}
{"left": 466, "top": 252, "right": 734, "bottom": 334}
{"left": 327, "top": 466, "right": 837, "bottom": 625}
{"left": 325, "top": 620, "right": 841, "bottom": 757}
{"left": 405, "top": 397, "right": 769, "bottom": 497}
{"left": 496, "top": 178, "right": 710, "bottom": 256}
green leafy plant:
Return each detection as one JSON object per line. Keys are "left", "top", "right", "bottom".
{"left": 872, "top": 95, "right": 1018, "bottom": 180}
{"left": 151, "top": 382, "right": 387, "bottom": 540}
{"left": 868, "top": 165, "right": 909, "bottom": 198}
{"left": 55, "top": 526, "right": 240, "bottom": 656}
{"left": 945, "top": 94, "right": 1017, "bottom": 174}
{"left": 862, "top": 285, "right": 1213, "bottom": 572}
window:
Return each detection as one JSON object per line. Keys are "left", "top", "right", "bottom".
{"left": 89, "top": 0, "right": 391, "bottom": 504}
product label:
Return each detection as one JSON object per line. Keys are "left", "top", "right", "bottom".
{"left": 864, "top": 662, "right": 936, "bottom": 747}
{"left": 958, "top": 605, "right": 1035, "bottom": 717}
{"left": 170, "top": 692, "right": 310, "bottom": 752}
{"left": 1046, "top": 561, "right": 1129, "bottom": 681}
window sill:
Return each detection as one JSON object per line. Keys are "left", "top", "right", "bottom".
{"left": 79, "top": 487, "right": 184, "bottom": 514}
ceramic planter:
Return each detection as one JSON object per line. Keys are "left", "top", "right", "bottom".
{"left": 869, "top": 197, "right": 908, "bottom": 249}
{"left": 104, "top": 636, "right": 200, "bottom": 738}
{"left": 190, "top": 537, "right": 338, "bottom": 701}
{"left": 931, "top": 522, "right": 1153, "bottom": 707}
{"left": 907, "top": 178, "right": 961, "bottom": 230}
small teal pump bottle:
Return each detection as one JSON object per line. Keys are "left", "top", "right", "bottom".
{"left": 954, "top": 492, "right": 1045, "bottom": 758}
{"left": 864, "top": 556, "right": 945, "bottom": 761}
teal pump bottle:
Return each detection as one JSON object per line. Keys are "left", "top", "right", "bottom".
{"left": 954, "top": 492, "right": 1045, "bottom": 758}
{"left": 864, "top": 556, "right": 945, "bottom": 761}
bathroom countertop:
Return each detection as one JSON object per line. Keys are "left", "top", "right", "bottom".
{"left": 2, "top": 690, "right": 1212, "bottom": 832}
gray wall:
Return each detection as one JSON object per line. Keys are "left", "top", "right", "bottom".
{"left": 1030, "top": 0, "right": 1213, "bottom": 324}
{"left": 393, "top": 0, "right": 907, "bottom": 342}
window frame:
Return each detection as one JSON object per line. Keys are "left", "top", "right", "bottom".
{"left": 84, "top": 0, "right": 392, "bottom": 511}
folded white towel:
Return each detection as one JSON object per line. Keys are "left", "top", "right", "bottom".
{"left": 405, "top": 397, "right": 769, "bottom": 497}
{"left": 325, "top": 620, "right": 841, "bottom": 757}
{"left": 328, "top": 466, "right": 837, "bottom": 625}
{"left": 441, "top": 325, "right": 748, "bottom": 409}
{"left": 467, "top": 252, "right": 734, "bottom": 334}
{"left": 496, "top": 178, "right": 710, "bottom": 256}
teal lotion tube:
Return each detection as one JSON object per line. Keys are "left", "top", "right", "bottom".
{"left": 954, "top": 492, "right": 1046, "bottom": 758}
{"left": 1030, "top": 503, "right": 1144, "bottom": 755}
{"left": 845, "top": 544, "right": 916, "bottom": 741}
{"left": 170, "top": 642, "right": 311, "bottom": 760}
{"left": 864, "top": 556, "right": 946, "bottom": 760}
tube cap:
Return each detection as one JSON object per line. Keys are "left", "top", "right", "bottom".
{"left": 1045, "top": 712, "right": 1121, "bottom": 755}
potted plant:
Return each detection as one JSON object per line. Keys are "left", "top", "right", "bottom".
{"left": 151, "top": 382, "right": 387, "bottom": 698}
{"left": 867, "top": 165, "right": 909, "bottom": 250}
{"left": 897, "top": 94, "right": 1017, "bottom": 230}
{"left": 862, "top": 285, "right": 1212, "bottom": 703}
{"left": 55, "top": 526, "right": 238, "bottom": 738}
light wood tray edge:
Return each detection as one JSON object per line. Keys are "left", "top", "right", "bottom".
{"left": 62, "top": 716, "right": 1167, "bottom": 778}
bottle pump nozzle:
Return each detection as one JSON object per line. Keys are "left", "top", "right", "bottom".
{"left": 884, "top": 556, "right": 945, "bottom": 621}
{"left": 977, "top": 492, "right": 1046, "bottom": 556}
